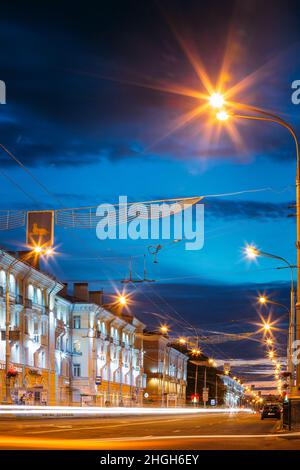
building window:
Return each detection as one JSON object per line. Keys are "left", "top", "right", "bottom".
{"left": 14, "top": 310, "right": 19, "bottom": 328}
{"left": 40, "top": 351, "right": 46, "bottom": 368}
{"left": 73, "top": 364, "right": 81, "bottom": 377}
{"left": 36, "top": 288, "right": 42, "bottom": 305}
{"left": 73, "top": 316, "right": 81, "bottom": 329}
{"left": 0, "top": 270, "right": 5, "bottom": 288}
{"left": 25, "top": 317, "right": 29, "bottom": 335}
{"left": 73, "top": 340, "right": 81, "bottom": 354}
{"left": 9, "top": 274, "right": 16, "bottom": 295}
{"left": 28, "top": 284, "right": 34, "bottom": 301}
{"left": 41, "top": 320, "right": 47, "bottom": 336}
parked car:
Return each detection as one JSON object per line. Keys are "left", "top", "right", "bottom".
{"left": 261, "top": 404, "right": 282, "bottom": 420}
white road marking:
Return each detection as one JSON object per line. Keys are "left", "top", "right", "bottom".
{"left": 88, "top": 432, "right": 300, "bottom": 442}
{"left": 26, "top": 417, "right": 182, "bottom": 435}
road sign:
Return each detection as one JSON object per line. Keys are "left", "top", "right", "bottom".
{"left": 27, "top": 211, "right": 54, "bottom": 248}
{"left": 203, "top": 387, "right": 209, "bottom": 403}
{"left": 95, "top": 376, "right": 102, "bottom": 386}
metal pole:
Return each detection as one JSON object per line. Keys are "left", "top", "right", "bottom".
{"left": 204, "top": 366, "right": 207, "bottom": 408}
{"left": 296, "top": 177, "right": 300, "bottom": 389}
{"left": 194, "top": 364, "right": 198, "bottom": 396}
{"left": 161, "top": 345, "right": 167, "bottom": 407}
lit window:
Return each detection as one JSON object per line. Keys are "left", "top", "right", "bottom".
{"left": 9, "top": 274, "right": 16, "bottom": 295}
{"left": 28, "top": 284, "right": 34, "bottom": 301}
{"left": 0, "top": 270, "right": 5, "bottom": 288}
{"left": 73, "top": 340, "right": 81, "bottom": 353}
{"left": 36, "top": 288, "right": 42, "bottom": 305}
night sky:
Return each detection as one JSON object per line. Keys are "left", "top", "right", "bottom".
{"left": 1, "top": 0, "right": 300, "bottom": 390}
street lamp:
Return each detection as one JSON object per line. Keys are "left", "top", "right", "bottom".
{"left": 258, "top": 294, "right": 290, "bottom": 315}
{"left": 209, "top": 93, "right": 225, "bottom": 109}
{"left": 160, "top": 325, "right": 169, "bottom": 334}
{"left": 216, "top": 110, "right": 229, "bottom": 121}
{"left": 212, "top": 98, "right": 300, "bottom": 388}
{"left": 263, "top": 322, "right": 271, "bottom": 332}
{"left": 118, "top": 295, "right": 127, "bottom": 306}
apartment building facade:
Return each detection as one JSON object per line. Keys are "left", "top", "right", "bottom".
{"left": 142, "top": 332, "right": 188, "bottom": 406}
{"left": 0, "top": 250, "right": 146, "bottom": 405}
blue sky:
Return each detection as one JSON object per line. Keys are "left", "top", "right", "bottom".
{"left": 1, "top": 0, "right": 300, "bottom": 389}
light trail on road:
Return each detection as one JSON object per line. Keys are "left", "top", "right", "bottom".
{"left": 0, "top": 406, "right": 253, "bottom": 418}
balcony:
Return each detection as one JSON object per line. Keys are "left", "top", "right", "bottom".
{"left": 71, "top": 350, "right": 82, "bottom": 356}
{"left": 10, "top": 329, "right": 20, "bottom": 341}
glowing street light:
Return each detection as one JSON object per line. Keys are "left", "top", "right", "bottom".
{"left": 259, "top": 296, "right": 267, "bottom": 305}
{"left": 33, "top": 246, "right": 42, "bottom": 254}
{"left": 268, "top": 350, "right": 275, "bottom": 359}
{"left": 119, "top": 295, "right": 127, "bottom": 305}
{"left": 179, "top": 337, "right": 186, "bottom": 345}
{"left": 244, "top": 244, "right": 259, "bottom": 259}
{"left": 209, "top": 92, "right": 225, "bottom": 109}
{"left": 263, "top": 322, "right": 271, "bottom": 332}
{"left": 160, "top": 325, "right": 169, "bottom": 334}
{"left": 216, "top": 110, "right": 229, "bottom": 121}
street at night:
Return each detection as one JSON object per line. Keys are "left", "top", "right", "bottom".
{"left": 0, "top": 411, "right": 293, "bottom": 450}
{"left": 2, "top": 0, "right": 300, "bottom": 463}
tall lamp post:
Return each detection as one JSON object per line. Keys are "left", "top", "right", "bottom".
{"left": 211, "top": 96, "right": 300, "bottom": 392}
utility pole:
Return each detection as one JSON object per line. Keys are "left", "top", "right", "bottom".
{"left": 204, "top": 367, "right": 207, "bottom": 408}
{"left": 161, "top": 345, "right": 168, "bottom": 407}
{"left": 194, "top": 364, "right": 198, "bottom": 397}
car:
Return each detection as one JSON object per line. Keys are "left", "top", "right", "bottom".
{"left": 261, "top": 404, "right": 282, "bottom": 420}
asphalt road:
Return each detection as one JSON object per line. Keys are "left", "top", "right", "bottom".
{"left": 0, "top": 411, "right": 298, "bottom": 450}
